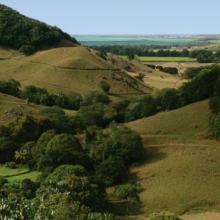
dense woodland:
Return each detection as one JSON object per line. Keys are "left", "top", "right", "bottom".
{"left": 0, "top": 4, "right": 78, "bottom": 54}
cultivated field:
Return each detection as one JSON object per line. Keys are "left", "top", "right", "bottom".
{"left": 139, "top": 56, "right": 196, "bottom": 62}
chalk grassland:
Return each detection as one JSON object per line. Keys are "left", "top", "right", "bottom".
{"left": 127, "top": 100, "right": 220, "bottom": 218}
{"left": 0, "top": 47, "right": 151, "bottom": 96}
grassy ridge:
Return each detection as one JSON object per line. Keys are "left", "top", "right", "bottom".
{"left": 139, "top": 56, "right": 196, "bottom": 62}
{"left": 127, "top": 100, "right": 220, "bottom": 216}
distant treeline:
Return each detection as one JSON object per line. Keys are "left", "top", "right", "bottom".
{"left": 93, "top": 45, "right": 220, "bottom": 63}
{"left": 0, "top": 4, "right": 78, "bottom": 55}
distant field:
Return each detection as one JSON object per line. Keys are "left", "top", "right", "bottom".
{"left": 139, "top": 56, "right": 196, "bottom": 62}
{"left": 0, "top": 165, "right": 40, "bottom": 182}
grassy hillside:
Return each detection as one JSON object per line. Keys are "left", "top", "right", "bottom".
{"left": 126, "top": 100, "right": 220, "bottom": 217}
{"left": 0, "top": 47, "right": 151, "bottom": 95}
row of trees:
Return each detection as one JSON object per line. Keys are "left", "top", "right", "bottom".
{"left": 93, "top": 45, "right": 220, "bottom": 63}
{"left": 0, "top": 4, "right": 78, "bottom": 54}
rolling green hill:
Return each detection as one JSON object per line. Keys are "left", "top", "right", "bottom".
{"left": 126, "top": 100, "right": 220, "bottom": 218}
{"left": 0, "top": 47, "right": 151, "bottom": 95}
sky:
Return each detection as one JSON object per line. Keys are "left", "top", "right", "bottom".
{"left": 1, "top": 0, "right": 220, "bottom": 35}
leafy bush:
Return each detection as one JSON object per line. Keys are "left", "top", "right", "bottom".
{"left": 82, "top": 90, "right": 110, "bottom": 106}
{"left": 149, "top": 212, "right": 181, "bottom": 220}
{"left": 95, "top": 157, "right": 128, "bottom": 187}
{"left": 163, "top": 67, "right": 178, "bottom": 75}
{"left": 0, "top": 79, "right": 21, "bottom": 96}
{"left": 0, "top": 176, "right": 8, "bottom": 187}
{"left": 0, "top": 137, "right": 17, "bottom": 163}
{"left": 125, "top": 95, "right": 156, "bottom": 121}
{"left": 156, "top": 89, "right": 180, "bottom": 111}
{"left": 99, "top": 81, "right": 111, "bottom": 93}
{"left": 45, "top": 165, "right": 87, "bottom": 185}
{"left": 114, "top": 183, "right": 143, "bottom": 204}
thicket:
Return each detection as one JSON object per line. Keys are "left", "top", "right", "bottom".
{"left": 0, "top": 4, "right": 78, "bottom": 54}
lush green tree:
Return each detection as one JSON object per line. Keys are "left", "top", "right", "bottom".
{"left": 114, "top": 183, "right": 142, "bottom": 204}
{"left": 0, "top": 137, "right": 17, "bottom": 163}
{"left": 95, "top": 157, "right": 128, "bottom": 186}
{"left": 157, "top": 88, "right": 180, "bottom": 111}
{"left": 0, "top": 79, "right": 21, "bottom": 96}
{"left": 45, "top": 165, "right": 87, "bottom": 185}
{"left": 82, "top": 90, "right": 110, "bottom": 106}
{"left": 125, "top": 95, "right": 156, "bottom": 121}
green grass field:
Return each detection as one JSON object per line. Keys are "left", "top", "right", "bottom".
{"left": 0, "top": 165, "right": 40, "bottom": 182}
{"left": 139, "top": 56, "right": 196, "bottom": 62}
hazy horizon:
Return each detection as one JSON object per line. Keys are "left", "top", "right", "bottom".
{"left": 1, "top": 0, "right": 220, "bottom": 35}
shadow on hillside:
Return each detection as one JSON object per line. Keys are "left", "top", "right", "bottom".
{"left": 138, "top": 147, "right": 167, "bottom": 166}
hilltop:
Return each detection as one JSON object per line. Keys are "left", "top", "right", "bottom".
{"left": 0, "top": 4, "right": 78, "bottom": 53}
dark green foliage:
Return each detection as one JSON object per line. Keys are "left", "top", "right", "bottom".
{"left": 96, "top": 157, "right": 128, "bottom": 186}
{"left": 99, "top": 81, "right": 111, "bottom": 93}
{"left": 0, "top": 176, "right": 8, "bottom": 187}
{"left": 180, "top": 65, "right": 220, "bottom": 105}
{"left": 37, "top": 133, "right": 87, "bottom": 171}
{"left": 0, "top": 137, "right": 17, "bottom": 163}
{"left": 82, "top": 90, "right": 110, "bottom": 106}
{"left": 0, "top": 4, "right": 78, "bottom": 53}
{"left": 45, "top": 165, "right": 87, "bottom": 184}
{"left": 40, "top": 107, "right": 70, "bottom": 132}
{"left": 0, "top": 79, "right": 21, "bottom": 96}
{"left": 209, "top": 79, "right": 220, "bottom": 113}
{"left": 183, "top": 66, "right": 209, "bottom": 79}
{"left": 7, "top": 115, "right": 52, "bottom": 144}
{"left": 73, "top": 104, "right": 105, "bottom": 130}
{"left": 157, "top": 89, "right": 180, "bottom": 111}
{"left": 91, "top": 126, "right": 144, "bottom": 166}
{"left": 209, "top": 114, "right": 220, "bottom": 139}
{"left": 163, "top": 67, "right": 178, "bottom": 75}
{"left": 125, "top": 95, "right": 156, "bottom": 121}
{"left": 20, "top": 178, "right": 38, "bottom": 199}
{"left": 22, "top": 85, "right": 82, "bottom": 110}
{"left": 114, "top": 182, "right": 143, "bottom": 204}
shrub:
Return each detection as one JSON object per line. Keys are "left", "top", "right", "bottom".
{"left": 19, "top": 45, "right": 36, "bottom": 55}
{"left": 45, "top": 165, "right": 87, "bottom": 185}
{"left": 82, "top": 90, "right": 110, "bottom": 106}
{"left": 99, "top": 81, "right": 111, "bottom": 94}
{"left": 163, "top": 67, "right": 178, "bottom": 75}
{"left": 156, "top": 89, "right": 180, "bottom": 111}
{"left": 91, "top": 126, "right": 144, "bottom": 166}
{"left": 0, "top": 176, "right": 8, "bottom": 187}
{"left": 0, "top": 79, "right": 21, "bottom": 96}
{"left": 95, "top": 157, "right": 128, "bottom": 187}
{"left": 37, "top": 133, "right": 86, "bottom": 170}
{"left": 125, "top": 95, "right": 156, "bottom": 121}
{"left": 0, "top": 137, "right": 17, "bottom": 163}
{"left": 114, "top": 183, "right": 142, "bottom": 204}
{"left": 149, "top": 212, "right": 181, "bottom": 220}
